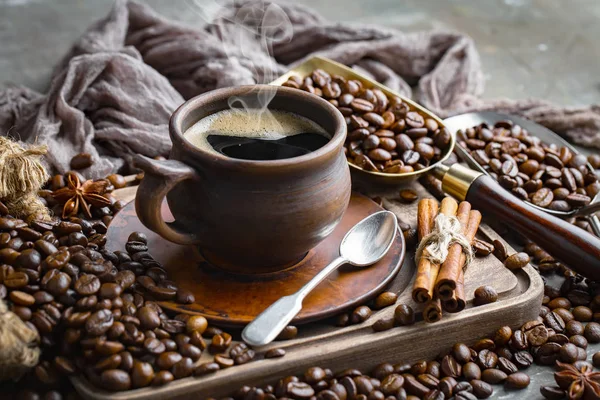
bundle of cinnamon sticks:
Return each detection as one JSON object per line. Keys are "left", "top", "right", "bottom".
{"left": 412, "top": 197, "right": 482, "bottom": 323}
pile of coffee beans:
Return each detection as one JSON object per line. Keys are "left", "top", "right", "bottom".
{"left": 282, "top": 70, "right": 452, "bottom": 174}
{"left": 225, "top": 271, "right": 600, "bottom": 400}
{"left": 458, "top": 121, "right": 599, "bottom": 212}
{"left": 1, "top": 168, "right": 274, "bottom": 397}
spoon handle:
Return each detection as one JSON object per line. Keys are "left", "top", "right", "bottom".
{"left": 242, "top": 256, "right": 346, "bottom": 347}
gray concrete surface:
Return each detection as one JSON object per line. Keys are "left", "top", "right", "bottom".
{"left": 1, "top": 1, "right": 599, "bottom": 399}
{"left": 1, "top": 0, "right": 600, "bottom": 106}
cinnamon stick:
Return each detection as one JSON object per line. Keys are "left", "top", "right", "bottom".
{"left": 437, "top": 209, "right": 482, "bottom": 302}
{"left": 412, "top": 199, "right": 438, "bottom": 303}
{"left": 435, "top": 202, "right": 472, "bottom": 300}
{"left": 443, "top": 269, "right": 465, "bottom": 313}
{"left": 423, "top": 297, "right": 443, "bottom": 323}
{"left": 412, "top": 198, "right": 457, "bottom": 303}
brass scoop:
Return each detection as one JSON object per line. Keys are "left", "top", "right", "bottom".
{"left": 272, "top": 56, "right": 600, "bottom": 277}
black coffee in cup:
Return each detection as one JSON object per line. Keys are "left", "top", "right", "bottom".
{"left": 184, "top": 109, "right": 330, "bottom": 161}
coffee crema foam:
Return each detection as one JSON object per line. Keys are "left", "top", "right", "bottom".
{"left": 183, "top": 109, "right": 329, "bottom": 156}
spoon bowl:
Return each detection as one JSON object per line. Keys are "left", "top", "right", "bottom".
{"left": 341, "top": 210, "right": 398, "bottom": 266}
{"left": 242, "top": 210, "right": 398, "bottom": 347}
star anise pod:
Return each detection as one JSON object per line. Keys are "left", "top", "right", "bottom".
{"left": 555, "top": 361, "right": 600, "bottom": 399}
{"left": 52, "top": 173, "right": 111, "bottom": 219}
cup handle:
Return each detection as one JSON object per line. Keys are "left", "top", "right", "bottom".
{"left": 133, "top": 155, "right": 201, "bottom": 245}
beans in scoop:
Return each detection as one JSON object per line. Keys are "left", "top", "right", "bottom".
{"left": 282, "top": 70, "right": 452, "bottom": 173}
{"left": 458, "top": 121, "right": 599, "bottom": 212}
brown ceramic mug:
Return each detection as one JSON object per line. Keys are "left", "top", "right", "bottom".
{"left": 134, "top": 85, "right": 351, "bottom": 273}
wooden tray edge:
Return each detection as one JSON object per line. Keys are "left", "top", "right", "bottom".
{"left": 72, "top": 263, "right": 543, "bottom": 400}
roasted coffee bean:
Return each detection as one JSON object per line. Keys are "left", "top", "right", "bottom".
{"left": 194, "top": 362, "right": 220, "bottom": 376}
{"left": 42, "top": 270, "right": 71, "bottom": 296}
{"left": 32, "top": 289, "right": 53, "bottom": 304}
{"left": 9, "top": 290, "right": 35, "bottom": 306}
{"left": 175, "top": 288, "right": 194, "bottom": 304}
{"left": 372, "top": 317, "right": 394, "bottom": 332}
{"left": 100, "top": 369, "right": 131, "bottom": 391}
{"left": 399, "top": 189, "right": 418, "bottom": 203}
{"left": 12, "top": 305, "right": 32, "bottom": 321}
{"left": 152, "top": 370, "right": 174, "bottom": 386}
{"left": 548, "top": 333, "right": 569, "bottom": 345}
{"left": 540, "top": 385, "right": 567, "bottom": 400}
{"left": 156, "top": 351, "right": 182, "bottom": 370}
{"left": 452, "top": 343, "right": 472, "bottom": 364}
{"left": 493, "top": 326, "right": 512, "bottom": 346}
{"left": 214, "top": 354, "right": 235, "bottom": 369}
{"left": 476, "top": 350, "right": 498, "bottom": 370}
{"left": 276, "top": 325, "right": 298, "bottom": 340}
{"left": 264, "top": 348, "right": 286, "bottom": 359}
{"left": 70, "top": 153, "right": 93, "bottom": 170}
{"left": 522, "top": 320, "right": 548, "bottom": 346}
{"left": 473, "top": 286, "right": 498, "bottom": 306}
{"left": 441, "top": 355, "right": 461, "bottom": 378}
{"left": 172, "top": 357, "right": 194, "bottom": 379}
{"left": 130, "top": 361, "right": 154, "bottom": 389}
{"left": 559, "top": 343, "right": 578, "bottom": 363}
{"left": 417, "top": 373, "right": 439, "bottom": 389}
{"left": 536, "top": 342, "right": 561, "bottom": 365}
{"left": 351, "top": 305, "right": 372, "bottom": 324}
{"left": 554, "top": 307, "right": 574, "bottom": 323}
{"left": 15, "top": 249, "right": 42, "bottom": 270}
{"left": 585, "top": 322, "right": 600, "bottom": 343}
{"left": 572, "top": 305, "right": 593, "bottom": 322}
{"left": 473, "top": 239, "right": 494, "bottom": 257}
{"left": 354, "top": 375, "right": 374, "bottom": 395}
{"left": 438, "top": 376, "right": 458, "bottom": 397}
{"left": 547, "top": 297, "right": 571, "bottom": 309}
{"left": 509, "top": 329, "right": 528, "bottom": 351}
{"left": 73, "top": 274, "right": 100, "bottom": 295}
{"left": 210, "top": 332, "right": 232, "bottom": 353}
{"left": 403, "top": 374, "right": 429, "bottom": 397}
{"left": 570, "top": 334, "right": 588, "bottom": 349}
{"left": 470, "top": 379, "right": 493, "bottom": 399}
{"left": 99, "top": 282, "right": 122, "bottom": 299}
{"left": 497, "top": 357, "right": 518, "bottom": 375}
{"left": 373, "top": 292, "right": 398, "bottom": 310}
{"left": 504, "top": 372, "right": 530, "bottom": 390}
{"left": 411, "top": 360, "right": 428, "bottom": 375}
{"left": 481, "top": 368, "right": 507, "bottom": 384}
{"left": 394, "top": 304, "right": 415, "bottom": 326}
{"left": 462, "top": 362, "right": 481, "bottom": 380}
{"left": 504, "top": 252, "right": 530, "bottom": 270}
{"left": 143, "top": 338, "right": 166, "bottom": 355}
{"left": 492, "top": 240, "right": 508, "bottom": 262}
{"left": 544, "top": 311, "right": 566, "bottom": 333}
{"left": 86, "top": 309, "right": 114, "bottom": 336}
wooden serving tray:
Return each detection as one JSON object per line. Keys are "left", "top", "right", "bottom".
{"left": 72, "top": 183, "right": 543, "bottom": 400}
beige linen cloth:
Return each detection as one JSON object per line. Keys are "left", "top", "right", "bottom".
{"left": 1, "top": 0, "right": 599, "bottom": 179}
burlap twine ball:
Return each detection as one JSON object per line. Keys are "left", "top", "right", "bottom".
{"left": 0, "top": 135, "right": 49, "bottom": 380}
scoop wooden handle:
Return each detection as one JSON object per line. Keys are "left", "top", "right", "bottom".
{"left": 467, "top": 175, "right": 600, "bottom": 278}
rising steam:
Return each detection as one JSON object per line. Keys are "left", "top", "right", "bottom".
{"left": 186, "top": 0, "right": 293, "bottom": 130}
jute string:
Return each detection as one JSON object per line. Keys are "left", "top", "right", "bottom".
{"left": 0, "top": 300, "right": 40, "bottom": 381}
{"left": 0, "top": 136, "right": 51, "bottom": 222}
{"left": 415, "top": 214, "right": 474, "bottom": 269}
{"left": 0, "top": 135, "right": 47, "bottom": 381}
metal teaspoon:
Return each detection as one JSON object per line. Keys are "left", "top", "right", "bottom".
{"left": 241, "top": 210, "right": 399, "bottom": 347}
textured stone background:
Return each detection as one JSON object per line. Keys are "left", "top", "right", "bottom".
{"left": 1, "top": 1, "right": 599, "bottom": 399}
{"left": 1, "top": 0, "right": 600, "bottom": 107}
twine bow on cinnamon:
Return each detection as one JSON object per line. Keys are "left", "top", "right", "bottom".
{"left": 415, "top": 213, "right": 474, "bottom": 268}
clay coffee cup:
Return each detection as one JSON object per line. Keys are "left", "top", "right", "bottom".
{"left": 134, "top": 85, "right": 351, "bottom": 273}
